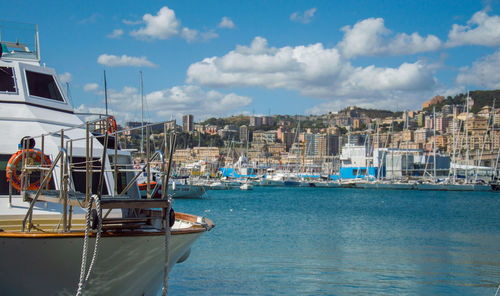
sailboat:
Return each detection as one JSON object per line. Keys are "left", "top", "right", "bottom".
{"left": 0, "top": 21, "right": 213, "bottom": 295}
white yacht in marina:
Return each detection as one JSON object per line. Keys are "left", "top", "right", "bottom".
{"left": 0, "top": 22, "right": 213, "bottom": 295}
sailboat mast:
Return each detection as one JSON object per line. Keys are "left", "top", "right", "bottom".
{"left": 391, "top": 122, "right": 394, "bottom": 180}
{"left": 405, "top": 110, "right": 409, "bottom": 177}
{"left": 376, "top": 120, "right": 380, "bottom": 180}
{"left": 452, "top": 105, "right": 457, "bottom": 182}
{"left": 465, "top": 92, "right": 470, "bottom": 183}
{"left": 140, "top": 71, "right": 144, "bottom": 156}
{"left": 104, "top": 70, "right": 108, "bottom": 116}
{"left": 433, "top": 106, "right": 437, "bottom": 182}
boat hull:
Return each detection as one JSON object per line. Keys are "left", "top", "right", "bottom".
{"left": 259, "top": 179, "right": 284, "bottom": 187}
{"left": 0, "top": 230, "right": 203, "bottom": 296}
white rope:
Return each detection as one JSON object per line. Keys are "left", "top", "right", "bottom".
{"left": 75, "top": 194, "right": 102, "bottom": 296}
{"left": 85, "top": 196, "right": 102, "bottom": 282}
{"left": 494, "top": 283, "right": 500, "bottom": 296}
{"left": 76, "top": 195, "right": 93, "bottom": 296}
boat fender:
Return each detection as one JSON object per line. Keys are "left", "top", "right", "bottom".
{"left": 6, "top": 149, "right": 52, "bottom": 191}
{"left": 90, "top": 209, "right": 99, "bottom": 230}
{"left": 169, "top": 208, "right": 175, "bottom": 228}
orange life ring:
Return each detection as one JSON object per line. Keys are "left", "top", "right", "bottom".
{"left": 107, "top": 116, "right": 117, "bottom": 134}
{"left": 5, "top": 149, "right": 52, "bottom": 191}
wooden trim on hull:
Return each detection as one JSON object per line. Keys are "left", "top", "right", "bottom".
{"left": 0, "top": 212, "right": 214, "bottom": 238}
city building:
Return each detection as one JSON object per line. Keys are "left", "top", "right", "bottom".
{"left": 182, "top": 114, "right": 194, "bottom": 132}
{"left": 239, "top": 125, "right": 248, "bottom": 142}
{"left": 250, "top": 116, "right": 263, "bottom": 127}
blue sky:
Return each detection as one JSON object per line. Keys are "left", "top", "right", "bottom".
{"left": 5, "top": 0, "right": 500, "bottom": 124}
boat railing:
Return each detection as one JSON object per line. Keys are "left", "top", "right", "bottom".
{"left": 14, "top": 116, "right": 177, "bottom": 233}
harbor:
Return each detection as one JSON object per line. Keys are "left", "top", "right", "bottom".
{"left": 169, "top": 186, "right": 500, "bottom": 295}
{"left": 3, "top": 1, "right": 500, "bottom": 295}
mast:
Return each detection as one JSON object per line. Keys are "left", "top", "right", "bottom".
{"left": 376, "top": 120, "right": 380, "bottom": 180}
{"left": 140, "top": 71, "right": 144, "bottom": 157}
{"left": 433, "top": 106, "right": 437, "bottom": 182}
{"left": 104, "top": 70, "right": 108, "bottom": 116}
{"left": 452, "top": 105, "right": 457, "bottom": 182}
{"left": 465, "top": 92, "right": 470, "bottom": 183}
{"left": 475, "top": 98, "right": 496, "bottom": 182}
{"left": 405, "top": 111, "right": 409, "bottom": 178}
{"left": 391, "top": 121, "right": 394, "bottom": 180}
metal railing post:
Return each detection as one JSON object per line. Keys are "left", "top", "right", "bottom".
{"left": 114, "top": 130, "right": 118, "bottom": 196}
{"left": 86, "top": 123, "right": 90, "bottom": 202}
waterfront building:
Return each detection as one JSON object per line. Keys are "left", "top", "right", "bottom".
{"left": 262, "top": 116, "right": 275, "bottom": 126}
{"left": 194, "top": 123, "right": 204, "bottom": 133}
{"left": 182, "top": 114, "right": 194, "bottom": 132}
{"left": 205, "top": 124, "right": 218, "bottom": 135}
{"left": 250, "top": 116, "right": 263, "bottom": 127}
{"left": 239, "top": 125, "right": 248, "bottom": 142}
{"left": 415, "top": 128, "right": 431, "bottom": 144}
{"left": 217, "top": 125, "right": 238, "bottom": 139}
{"left": 252, "top": 130, "right": 276, "bottom": 144}
{"left": 435, "top": 115, "right": 449, "bottom": 132}
{"left": 416, "top": 113, "right": 425, "bottom": 127}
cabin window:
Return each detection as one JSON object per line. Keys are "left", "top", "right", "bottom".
{"left": 0, "top": 66, "right": 16, "bottom": 93}
{"left": 26, "top": 70, "right": 64, "bottom": 102}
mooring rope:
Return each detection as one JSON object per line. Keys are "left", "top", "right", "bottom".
{"left": 76, "top": 194, "right": 102, "bottom": 296}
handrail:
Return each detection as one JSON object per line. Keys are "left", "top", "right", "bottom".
{"left": 22, "top": 149, "right": 64, "bottom": 232}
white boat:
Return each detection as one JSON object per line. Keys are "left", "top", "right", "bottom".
{"left": 310, "top": 181, "right": 329, "bottom": 187}
{"left": 416, "top": 182, "right": 447, "bottom": 191}
{"left": 240, "top": 183, "right": 253, "bottom": 190}
{"left": 259, "top": 175, "right": 285, "bottom": 186}
{"left": 0, "top": 22, "right": 213, "bottom": 295}
{"left": 327, "top": 181, "right": 342, "bottom": 188}
{"left": 357, "top": 181, "right": 415, "bottom": 190}
{"left": 283, "top": 174, "right": 301, "bottom": 186}
{"left": 208, "top": 181, "right": 229, "bottom": 190}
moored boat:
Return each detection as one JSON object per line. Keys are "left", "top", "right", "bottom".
{"left": 0, "top": 22, "right": 213, "bottom": 295}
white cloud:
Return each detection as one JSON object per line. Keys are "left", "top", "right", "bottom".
{"left": 187, "top": 37, "right": 437, "bottom": 111}
{"left": 128, "top": 6, "right": 218, "bottom": 43}
{"left": 79, "top": 13, "right": 100, "bottom": 24}
{"left": 218, "top": 17, "right": 235, "bottom": 29}
{"left": 108, "top": 29, "right": 124, "bottom": 39}
{"left": 147, "top": 86, "right": 252, "bottom": 118}
{"left": 97, "top": 54, "right": 157, "bottom": 67}
{"left": 290, "top": 8, "right": 317, "bottom": 24}
{"left": 79, "top": 85, "right": 252, "bottom": 123}
{"left": 58, "top": 72, "right": 72, "bottom": 84}
{"left": 130, "top": 6, "right": 180, "bottom": 40}
{"left": 181, "top": 27, "right": 198, "bottom": 42}
{"left": 456, "top": 49, "right": 500, "bottom": 89}
{"left": 122, "top": 19, "right": 142, "bottom": 25}
{"left": 447, "top": 11, "right": 500, "bottom": 47}
{"left": 201, "top": 30, "right": 219, "bottom": 41}
{"left": 338, "top": 18, "right": 442, "bottom": 58}
{"left": 83, "top": 83, "right": 100, "bottom": 92}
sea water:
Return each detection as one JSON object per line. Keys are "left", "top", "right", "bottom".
{"left": 167, "top": 187, "right": 500, "bottom": 295}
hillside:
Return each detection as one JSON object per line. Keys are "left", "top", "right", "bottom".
{"left": 423, "top": 90, "right": 500, "bottom": 113}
